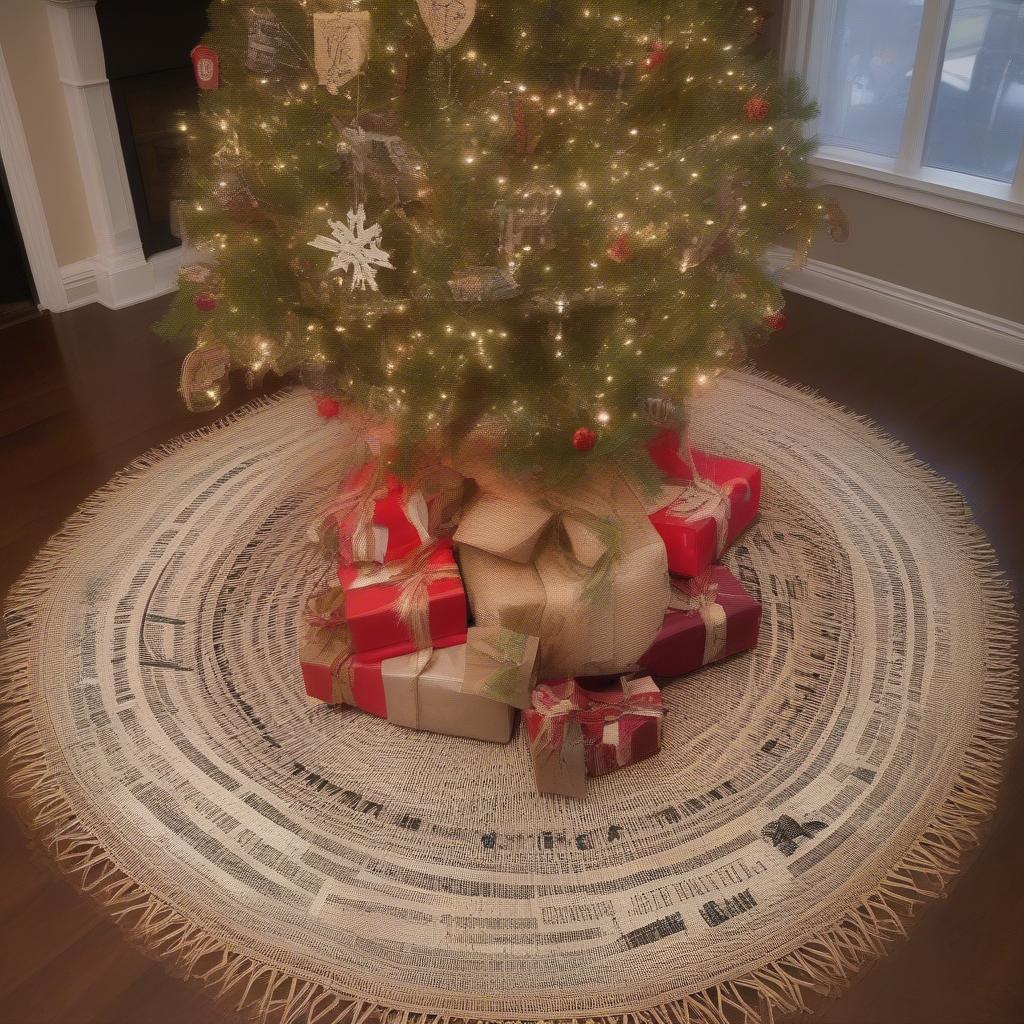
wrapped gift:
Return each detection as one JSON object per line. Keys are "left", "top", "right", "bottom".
{"left": 348, "top": 644, "right": 514, "bottom": 743}
{"left": 457, "top": 472, "right": 670, "bottom": 679}
{"left": 648, "top": 450, "right": 761, "bottom": 578}
{"left": 300, "top": 588, "right": 351, "bottom": 703}
{"left": 337, "top": 542, "right": 468, "bottom": 658}
{"left": 524, "top": 676, "right": 664, "bottom": 795}
{"left": 458, "top": 545, "right": 548, "bottom": 636}
{"left": 462, "top": 625, "right": 540, "bottom": 710}
{"left": 455, "top": 494, "right": 554, "bottom": 563}
{"left": 522, "top": 679, "right": 588, "bottom": 798}
{"left": 640, "top": 565, "right": 761, "bottom": 677}
{"left": 331, "top": 460, "right": 433, "bottom": 565}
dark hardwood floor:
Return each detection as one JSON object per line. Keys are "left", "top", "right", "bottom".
{"left": 0, "top": 293, "right": 1021, "bottom": 1024}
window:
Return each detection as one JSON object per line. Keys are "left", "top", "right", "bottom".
{"left": 785, "top": 0, "right": 1024, "bottom": 231}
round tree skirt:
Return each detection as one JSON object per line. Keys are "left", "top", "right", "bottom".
{"left": 1, "top": 373, "right": 1017, "bottom": 1024}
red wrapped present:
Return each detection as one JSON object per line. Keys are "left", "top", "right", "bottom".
{"left": 524, "top": 676, "right": 664, "bottom": 796}
{"left": 337, "top": 542, "right": 468, "bottom": 658}
{"left": 640, "top": 565, "right": 761, "bottom": 677}
{"left": 329, "top": 460, "right": 432, "bottom": 565}
{"left": 648, "top": 433, "right": 761, "bottom": 577}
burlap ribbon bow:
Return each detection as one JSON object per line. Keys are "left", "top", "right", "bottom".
{"left": 669, "top": 582, "right": 728, "bottom": 665}
{"left": 324, "top": 460, "right": 434, "bottom": 565}
{"left": 347, "top": 542, "right": 460, "bottom": 650}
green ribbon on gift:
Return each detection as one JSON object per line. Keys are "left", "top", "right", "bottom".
{"left": 468, "top": 627, "right": 531, "bottom": 705}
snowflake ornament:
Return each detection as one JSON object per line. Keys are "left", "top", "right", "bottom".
{"left": 308, "top": 205, "right": 394, "bottom": 292}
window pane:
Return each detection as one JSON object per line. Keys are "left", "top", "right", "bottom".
{"left": 818, "top": 0, "right": 926, "bottom": 158}
{"left": 923, "top": 0, "right": 1024, "bottom": 183}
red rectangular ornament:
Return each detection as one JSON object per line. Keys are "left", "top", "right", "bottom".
{"left": 640, "top": 565, "right": 761, "bottom": 678}
{"left": 191, "top": 45, "right": 221, "bottom": 91}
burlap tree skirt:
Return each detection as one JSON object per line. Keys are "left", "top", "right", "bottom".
{"left": 1, "top": 373, "right": 1016, "bottom": 1024}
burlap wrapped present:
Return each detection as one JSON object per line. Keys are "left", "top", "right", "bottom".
{"left": 462, "top": 626, "right": 540, "bottom": 710}
{"left": 454, "top": 494, "right": 553, "bottom": 563}
{"left": 458, "top": 545, "right": 548, "bottom": 636}
{"left": 456, "top": 472, "right": 670, "bottom": 679}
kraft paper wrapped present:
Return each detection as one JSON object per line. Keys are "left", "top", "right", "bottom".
{"left": 300, "top": 589, "right": 351, "bottom": 703}
{"left": 337, "top": 542, "right": 468, "bottom": 658}
{"left": 523, "top": 676, "right": 664, "bottom": 796}
{"left": 522, "top": 679, "right": 588, "bottom": 798}
{"left": 640, "top": 566, "right": 762, "bottom": 677}
{"left": 458, "top": 545, "right": 548, "bottom": 637}
{"left": 462, "top": 625, "right": 540, "bottom": 710}
{"left": 456, "top": 471, "right": 670, "bottom": 679}
{"left": 648, "top": 450, "right": 761, "bottom": 578}
{"left": 348, "top": 644, "right": 514, "bottom": 743}
{"left": 333, "top": 460, "right": 433, "bottom": 565}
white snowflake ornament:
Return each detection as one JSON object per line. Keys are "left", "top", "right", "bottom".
{"left": 308, "top": 205, "right": 394, "bottom": 292}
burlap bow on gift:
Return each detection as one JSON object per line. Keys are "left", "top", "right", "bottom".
{"left": 324, "top": 460, "right": 436, "bottom": 565}
{"left": 346, "top": 542, "right": 461, "bottom": 650}
{"left": 669, "top": 580, "right": 728, "bottom": 665}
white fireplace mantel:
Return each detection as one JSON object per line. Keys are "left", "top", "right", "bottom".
{"left": 44, "top": 0, "right": 187, "bottom": 310}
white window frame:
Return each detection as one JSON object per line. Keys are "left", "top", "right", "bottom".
{"left": 782, "top": 0, "right": 1024, "bottom": 233}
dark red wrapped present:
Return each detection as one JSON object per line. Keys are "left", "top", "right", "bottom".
{"left": 337, "top": 542, "right": 468, "bottom": 658}
{"left": 640, "top": 565, "right": 761, "bottom": 677}
{"left": 524, "top": 676, "right": 664, "bottom": 796}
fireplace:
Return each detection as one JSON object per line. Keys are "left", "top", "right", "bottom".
{"left": 96, "top": 0, "right": 210, "bottom": 258}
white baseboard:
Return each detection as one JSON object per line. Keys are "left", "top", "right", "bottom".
{"left": 768, "top": 246, "right": 1024, "bottom": 372}
{"left": 59, "top": 245, "right": 192, "bottom": 312}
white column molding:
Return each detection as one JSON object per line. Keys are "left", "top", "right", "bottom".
{"left": 46, "top": 0, "right": 186, "bottom": 309}
{"left": 0, "top": 39, "right": 66, "bottom": 311}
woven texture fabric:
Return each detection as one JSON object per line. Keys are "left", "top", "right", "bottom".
{"left": 1, "top": 373, "right": 1017, "bottom": 1024}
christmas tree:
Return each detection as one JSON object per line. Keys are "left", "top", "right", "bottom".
{"left": 160, "top": 0, "right": 830, "bottom": 487}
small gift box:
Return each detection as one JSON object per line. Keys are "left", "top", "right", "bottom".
{"left": 462, "top": 625, "right": 540, "bottom": 710}
{"left": 337, "top": 542, "right": 468, "bottom": 658}
{"left": 648, "top": 450, "right": 761, "bottom": 578}
{"left": 300, "top": 588, "right": 351, "bottom": 703}
{"left": 333, "top": 461, "right": 433, "bottom": 565}
{"left": 522, "top": 679, "right": 589, "bottom": 798}
{"left": 639, "top": 565, "right": 761, "bottom": 678}
{"left": 524, "top": 676, "right": 664, "bottom": 797}
{"left": 348, "top": 644, "right": 514, "bottom": 744}
{"left": 577, "top": 676, "right": 664, "bottom": 777}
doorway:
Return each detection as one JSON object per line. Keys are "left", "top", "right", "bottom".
{"left": 0, "top": 156, "right": 38, "bottom": 328}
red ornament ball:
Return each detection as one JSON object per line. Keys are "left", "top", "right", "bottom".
{"left": 195, "top": 292, "right": 217, "bottom": 312}
{"left": 315, "top": 395, "right": 341, "bottom": 420}
{"left": 744, "top": 96, "right": 771, "bottom": 122}
{"left": 573, "top": 427, "right": 597, "bottom": 452}
{"left": 607, "top": 232, "right": 632, "bottom": 264}
{"left": 644, "top": 41, "right": 668, "bottom": 70}
{"left": 764, "top": 311, "right": 788, "bottom": 333}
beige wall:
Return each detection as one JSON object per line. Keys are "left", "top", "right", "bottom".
{"left": 765, "top": 0, "right": 1024, "bottom": 325}
{"left": 0, "top": 0, "right": 95, "bottom": 267}
{"left": 808, "top": 188, "right": 1024, "bottom": 324}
